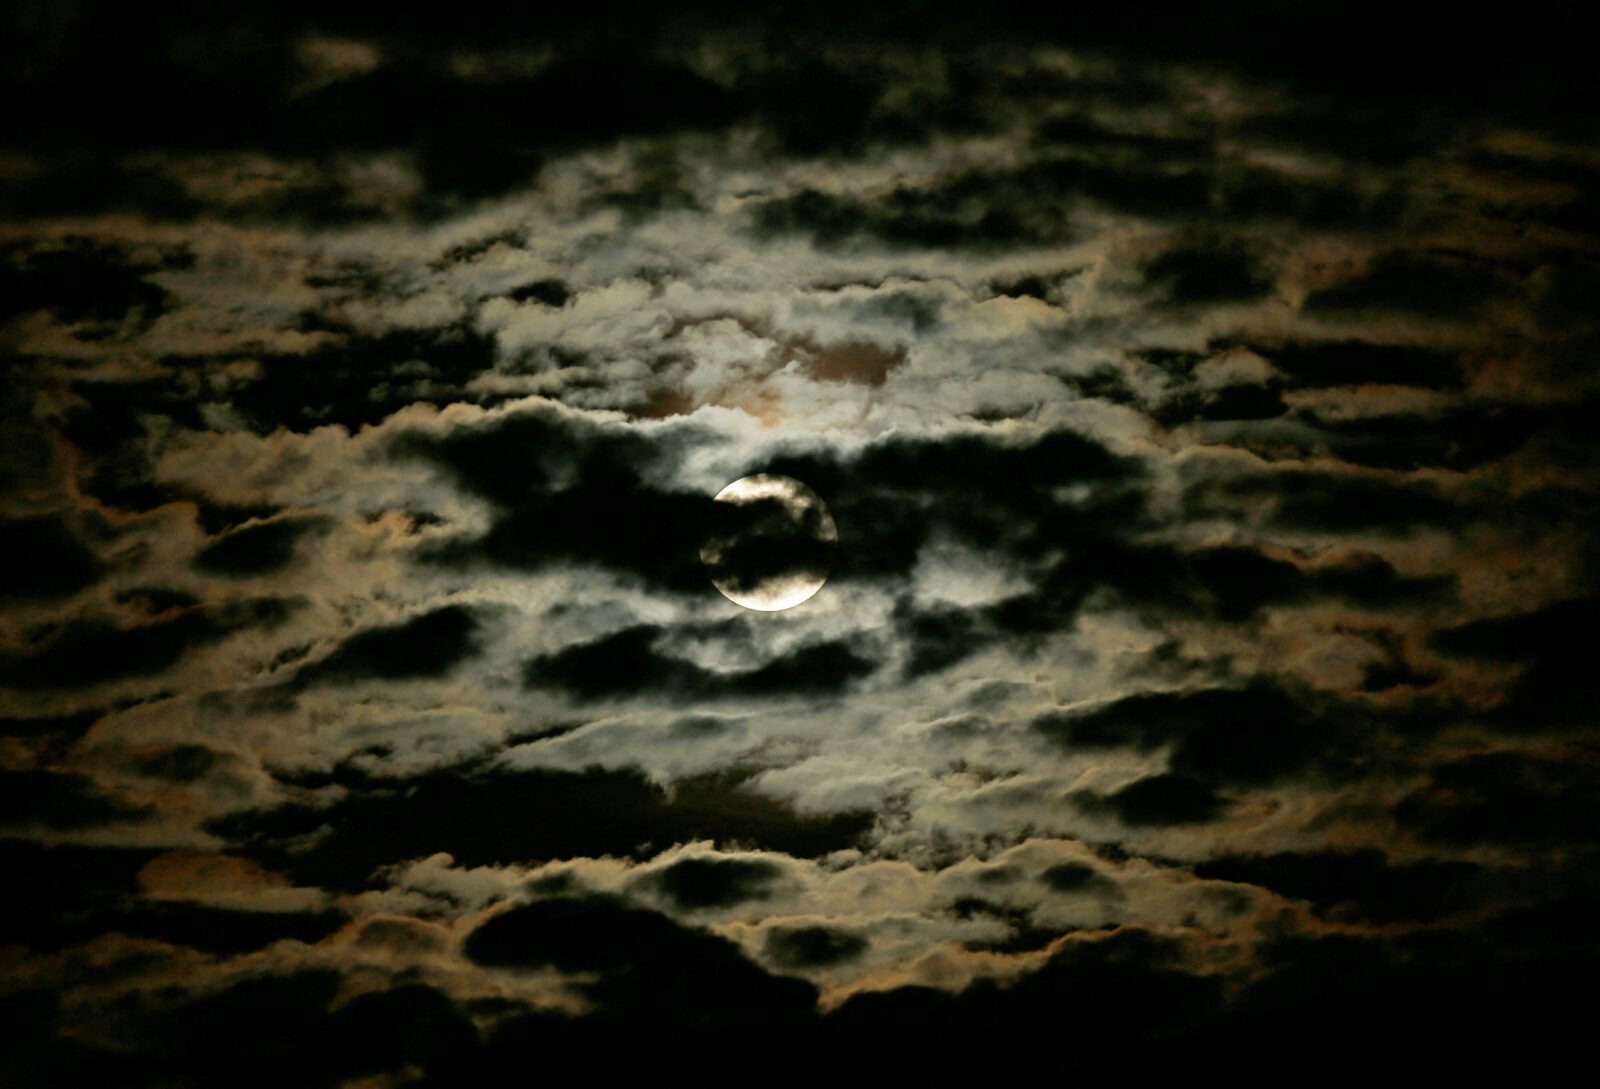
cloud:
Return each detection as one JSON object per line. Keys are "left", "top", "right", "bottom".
{"left": 0, "top": 597, "right": 298, "bottom": 690}
{"left": 1429, "top": 596, "right": 1600, "bottom": 727}
{"left": 1195, "top": 849, "right": 1484, "bottom": 924}
{"left": 0, "top": 238, "right": 177, "bottom": 326}
{"left": 1186, "top": 465, "right": 1465, "bottom": 535}
{"left": 1036, "top": 681, "right": 1355, "bottom": 789}
{"left": 1303, "top": 250, "right": 1512, "bottom": 320}
{"left": 0, "top": 840, "right": 164, "bottom": 950}
{"left": 212, "top": 763, "right": 875, "bottom": 891}
{"left": 1038, "top": 860, "right": 1120, "bottom": 895}
{"left": 290, "top": 603, "right": 481, "bottom": 686}
{"left": 1396, "top": 751, "right": 1600, "bottom": 846}
{"left": 0, "top": 516, "right": 102, "bottom": 602}
{"left": 764, "top": 923, "right": 869, "bottom": 968}
{"left": 464, "top": 894, "right": 818, "bottom": 1019}
{"left": 193, "top": 517, "right": 322, "bottom": 578}
{"left": 1143, "top": 242, "right": 1275, "bottom": 305}
{"left": 6, "top": 6, "right": 1600, "bottom": 1076}
{"left": 1260, "top": 339, "right": 1466, "bottom": 391}
{"left": 646, "top": 854, "right": 784, "bottom": 909}
{"left": 1076, "top": 773, "right": 1228, "bottom": 826}
{"left": 523, "top": 623, "right": 879, "bottom": 701}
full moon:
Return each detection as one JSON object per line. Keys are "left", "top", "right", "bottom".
{"left": 700, "top": 475, "right": 838, "bottom": 611}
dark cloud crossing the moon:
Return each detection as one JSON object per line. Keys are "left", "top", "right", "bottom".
{"left": 701, "top": 475, "right": 838, "bottom": 611}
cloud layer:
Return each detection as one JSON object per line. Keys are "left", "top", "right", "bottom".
{"left": 4, "top": 3, "right": 1599, "bottom": 1081}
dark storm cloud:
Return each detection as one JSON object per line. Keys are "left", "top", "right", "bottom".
{"left": 523, "top": 623, "right": 877, "bottom": 701}
{"left": 1038, "top": 681, "right": 1367, "bottom": 806}
{"left": 1303, "top": 251, "right": 1513, "bottom": 320}
{"left": 0, "top": 596, "right": 298, "bottom": 690}
{"left": 0, "top": 706, "right": 102, "bottom": 743}
{"left": 1029, "top": 156, "right": 1213, "bottom": 219}
{"left": 0, "top": 6, "right": 994, "bottom": 220}
{"left": 897, "top": 529, "right": 1451, "bottom": 678}
{"left": 0, "top": 516, "right": 102, "bottom": 602}
{"left": 825, "top": 928, "right": 1219, "bottom": 1072}
{"left": 1396, "top": 750, "right": 1600, "bottom": 846}
{"left": 1482, "top": 882, "right": 1600, "bottom": 954}
{"left": 750, "top": 154, "right": 1215, "bottom": 251}
{"left": 1194, "top": 849, "right": 1483, "bottom": 924}
{"left": 0, "top": 839, "right": 163, "bottom": 950}
{"left": 117, "top": 586, "right": 203, "bottom": 615}
{"left": 1532, "top": 258, "right": 1600, "bottom": 331}
{"left": 649, "top": 855, "right": 782, "bottom": 909}
{"left": 289, "top": 604, "right": 480, "bottom": 687}
{"left": 0, "top": 154, "right": 202, "bottom": 221}
{"left": 0, "top": 237, "right": 181, "bottom": 326}
{"left": 745, "top": 59, "right": 883, "bottom": 157}
{"left": 953, "top": 898, "right": 1078, "bottom": 955}
{"left": 130, "top": 743, "right": 221, "bottom": 782}
{"left": 193, "top": 517, "right": 323, "bottom": 578}
{"left": 1430, "top": 596, "right": 1600, "bottom": 727}
{"left": 15, "top": 921, "right": 1596, "bottom": 1083}
{"left": 215, "top": 764, "right": 873, "bottom": 890}
{"left": 751, "top": 184, "right": 1047, "bottom": 252}
{"left": 397, "top": 408, "right": 717, "bottom": 592}
{"left": 505, "top": 278, "right": 571, "bottom": 307}
{"left": 55, "top": 379, "right": 206, "bottom": 467}
{"left": 21, "top": 899, "right": 345, "bottom": 957}
{"left": 141, "top": 970, "right": 347, "bottom": 1089}
{"left": 761, "top": 425, "right": 1142, "bottom": 583}
{"left": 304, "top": 57, "right": 740, "bottom": 204}
{"left": 1239, "top": 102, "right": 1441, "bottom": 167}
{"left": 1038, "top": 860, "right": 1120, "bottom": 895}
{"left": 1256, "top": 340, "right": 1466, "bottom": 391}
{"left": 217, "top": 323, "right": 499, "bottom": 434}
{"left": 1000, "top": 542, "right": 1443, "bottom": 643}
{"left": 1056, "top": 543, "right": 1446, "bottom": 630}
{"left": 5, "top": 2, "right": 1592, "bottom": 210}
{"left": 406, "top": 410, "right": 1143, "bottom": 601}
{"left": 1213, "top": 931, "right": 1600, "bottom": 1071}
{"left": 1186, "top": 467, "right": 1462, "bottom": 534}
{"left": 1032, "top": 115, "right": 1209, "bottom": 160}
{"left": 1194, "top": 380, "right": 1584, "bottom": 473}
{"left": 1303, "top": 410, "right": 1537, "bottom": 472}
{"left": 996, "top": 3, "right": 1600, "bottom": 131}
{"left": 898, "top": 604, "right": 995, "bottom": 679}
{"left": 1214, "top": 165, "right": 1406, "bottom": 230}
{"left": 10, "top": 970, "right": 440, "bottom": 1089}
{"left": 465, "top": 894, "right": 818, "bottom": 1018}
{"left": 1142, "top": 242, "right": 1274, "bottom": 305}
{"left": 0, "top": 8, "right": 744, "bottom": 214}
{"left": 449, "top": 910, "right": 826, "bottom": 1081}
{"left": 329, "top": 985, "right": 479, "bottom": 1084}
{"left": 988, "top": 270, "right": 1075, "bottom": 302}
{"left": 764, "top": 923, "right": 869, "bottom": 968}
{"left": 1155, "top": 383, "right": 1286, "bottom": 427}
{"left": 1075, "top": 773, "right": 1228, "bottom": 826}
{"left": 703, "top": 493, "right": 836, "bottom": 597}
{"left": 0, "top": 769, "right": 143, "bottom": 829}
{"left": 49, "top": 381, "right": 215, "bottom": 515}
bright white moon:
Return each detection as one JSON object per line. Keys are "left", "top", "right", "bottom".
{"left": 701, "top": 475, "right": 838, "bottom": 611}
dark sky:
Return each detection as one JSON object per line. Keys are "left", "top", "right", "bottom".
{"left": 4, "top": 2, "right": 1600, "bottom": 1082}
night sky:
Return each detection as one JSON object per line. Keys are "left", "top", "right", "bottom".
{"left": 4, "top": 3, "right": 1600, "bottom": 1083}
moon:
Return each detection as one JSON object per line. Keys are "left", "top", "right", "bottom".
{"left": 700, "top": 475, "right": 838, "bottom": 611}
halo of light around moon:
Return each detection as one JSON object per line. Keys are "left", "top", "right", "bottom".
{"left": 700, "top": 475, "right": 837, "bottom": 611}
